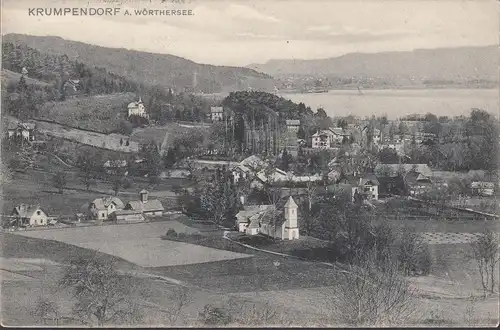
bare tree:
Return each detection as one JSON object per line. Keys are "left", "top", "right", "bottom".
{"left": 330, "top": 249, "right": 416, "bottom": 326}
{"left": 33, "top": 296, "right": 60, "bottom": 326}
{"left": 397, "top": 227, "right": 432, "bottom": 276}
{"left": 471, "top": 230, "right": 499, "bottom": 298}
{"left": 229, "top": 300, "right": 292, "bottom": 326}
{"left": 59, "top": 255, "right": 143, "bottom": 326}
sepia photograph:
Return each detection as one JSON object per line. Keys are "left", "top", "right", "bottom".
{"left": 0, "top": 0, "right": 499, "bottom": 327}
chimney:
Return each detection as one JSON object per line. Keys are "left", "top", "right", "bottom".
{"left": 140, "top": 190, "right": 148, "bottom": 203}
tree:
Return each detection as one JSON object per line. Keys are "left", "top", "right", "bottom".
{"left": 77, "top": 151, "right": 100, "bottom": 190}
{"left": 330, "top": 249, "right": 416, "bottom": 326}
{"left": 199, "top": 170, "right": 240, "bottom": 226}
{"left": 33, "top": 296, "right": 61, "bottom": 325}
{"left": 59, "top": 255, "right": 143, "bottom": 326}
{"left": 396, "top": 227, "right": 432, "bottom": 276}
{"left": 279, "top": 148, "right": 292, "bottom": 172}
{"left": 52, "top": 170, "right": 67, "bottom": 194}
{"left": 379, "top": 148, "right": 399, "bottom": 164}
{"left": 141, "top": 141, "right": 162, "bottom": 178}
{"left": 471, "top": 230, "right": 499, "bottom": 298}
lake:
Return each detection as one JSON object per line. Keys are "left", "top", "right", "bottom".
{"left": 279, "top": 89, "right": 499, "bottom": 119}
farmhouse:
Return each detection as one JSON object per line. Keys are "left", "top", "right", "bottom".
{"left": 235, "top": 205, "right": 274, "bottom": 232}
{"left": 128, "top": 97, "right": 148, "bottom": 118}
{"left": 7, "top": 122, "right": 36, "bottom": 141}
{"left": 90, "top": 197, "right": 125, "bottom": 221}
{"left": 237, "top": 197, "right": 300, "bottom": 240}
{"left": 337, "top": 173, "right": 380, "bottom": 201}
{"left": 109, "top": 210, "right": 145, "bottom": 223}
{"left": 11, "top": 204, "right": 48, "bottom": 227}
{"left": 124, "top": 190, "right": 164, "bottom": 217}
{"left": 285, "top": 119, "right": 300, "bottom": 131}
{"left": 471, "top": 181, "right": 495, "bottom": 196}
{"left": 210, "top": 106, "right": 224, "bottom": 121}
{"left": 404, "top": 171, "right": 433, "bottom": 196}
{"left": 311, "top": 130, "right": 331, "bottom": 149}
{"left": 375, "top": 163, "right": 432, "bottom": 178}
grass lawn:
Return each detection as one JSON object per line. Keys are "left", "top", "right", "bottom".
{"left": 38, "top": 93, "right": 135, "bottom": 133}
{"left": 1, "top": 165, "right": 189, "bottom": 216}
{"left": 153, "top": 234, "right": 340, "bottom": 294}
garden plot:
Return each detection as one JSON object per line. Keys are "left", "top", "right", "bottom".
{"left": 420, "top": 232, "right": 482, "bottom": 244}
{"left": 15, "top": 222, "right": 252, "bottom": 267}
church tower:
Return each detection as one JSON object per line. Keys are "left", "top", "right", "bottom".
{"left": 284, "top": 196, "right": 298, "bottom": 229}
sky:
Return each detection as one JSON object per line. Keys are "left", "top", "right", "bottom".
{"left": 1, "top": 0, "right": 498, "bottom": 66}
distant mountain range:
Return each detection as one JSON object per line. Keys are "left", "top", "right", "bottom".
{"left": 247, "top": 46, "right": 498, "bottom": 83}
{"left": 3, "top": 34, "right": 275, "bottom": 93}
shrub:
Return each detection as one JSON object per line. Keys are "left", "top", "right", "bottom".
{"left": 165, "top": 229, "right": 177, "bottom": 238}
{"left": 397, "top": 228, "right": 432, "bottom": 276}
{"left": 177, "top": 232, "right": 186, "bottom": 239}
{"left": 199, "top": 304, "right": 232, "bottom": 326}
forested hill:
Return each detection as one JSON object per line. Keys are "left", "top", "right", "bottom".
{"left": 3, "top": 34, "right": 276, "bottom": 93}
{"left": 248, "top": 46, "right": 498, "bottom": 84}
{"left": 222, "top": 91, "right": 313, "bottom": 121}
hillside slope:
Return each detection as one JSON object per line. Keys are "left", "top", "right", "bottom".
{"left": 38, "top": 93, "right": 136, "bottom": 133}
{"left": 3, "top": 34, "right": 275, "bottom": 93}
{"left": 247, "top": 46, "right": 498, "bottom": 82}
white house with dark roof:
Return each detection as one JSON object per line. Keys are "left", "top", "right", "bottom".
{"left": 89, "top": 197, "right": 125, "bottom": 221}
{"left": 210, "top": 106, "right": 224, "bottom": 121}
{"left": 11, "top": 204, "right": 48, "bottom": 227}
{"left": 124, "top": 190, "right": 164, "bottom": 217}
{"left": 128, "top": 97, "right": 148, "bottom": 118}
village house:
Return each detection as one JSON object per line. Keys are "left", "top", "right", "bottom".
{"left": 7, "top": 122, "right": 36, "bottom": 141}
{"left": 404, "top": 171, "right": 433, "bottom": 196}
{"left": 231, "top": 164, "right": 252, "bottom": 183}
{"left": 210, "top": 106, "right": 224, "bottom": 121}
{"left": 285, "top": 119, "right": 300, "bottom": 132}
{"left": 103, "top": 159, "right": 128, "bottom": 175}
{"left": 235, "top": 205, "right": 274, "bottom": 232}
{"left": 236, "top": 196, "right": 300, "bottom": 240}
{"left": 471, "top": 181, "right": 495, "bottom": 197}
{"left": 109, "top": 210, "right": 145, "bottom": 223}
{"left": 311, "top": 130, "right": 332, "bottom": 149}
{"left": 89, "top": 197, "right": 125, "bottom": 221}
{"left": 124, "top": 190, "right": 164, "bottom": 217}
{"left": 377, "top": 175, "right": 407, "bottom": 197}
{"left": 337, "top": 173, "right": 380, "bottom": 201}
{"left": 11, "top": 204, "right": 49, "bottom": 227}
{"left": 127, "top": 97, "right": 148, "bottom": 118}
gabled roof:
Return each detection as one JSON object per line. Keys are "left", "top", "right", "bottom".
{"left": 360, "top": 174, "right": 379, "bottom": 186}
{"left": 12, "top": 204, "right": 47, "bottom": 218}
{"left": 103, "top": 160, "right": 128, "bottom": 168}
{"left": 240, "top": 155, "right": 265, "bottom": 169}
{"left": 139, "top": 189, "right": 149, "bottom": 194}
{"left": 375, "top": 164, "right": 432, "bottom": 177}
{"left": 471, "top": 181, "right": 495, "bottom": 189}
{"left": 91, "top": 197, "right": 125, "bottom": 210}
{"left": 126, "top": 200, "right": 164, "bottom": 213}
{"left": 236, "top": 205, "right": 273, "bottom": 223}
{"left": 284, "top": 196, "right": 298, "bottom": 208}
{"left": 210, "top": 106, "right": 223, "bottom": 113}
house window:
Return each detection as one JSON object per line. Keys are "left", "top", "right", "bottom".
{"left": 102, "top": 213, "right": 105, "bottom": 218}
{"left": 37, "top": 211, "right": 41, "bottom": 215}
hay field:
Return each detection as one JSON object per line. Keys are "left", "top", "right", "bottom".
{"left": 15, "top": 222, "right": 252, "bottom": 267}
